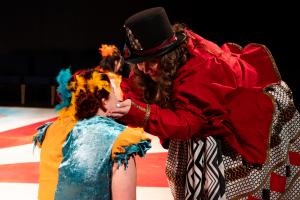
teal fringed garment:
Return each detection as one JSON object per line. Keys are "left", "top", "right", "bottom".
{"left": 34, "top": 116, "right": 151, "bottom": 200}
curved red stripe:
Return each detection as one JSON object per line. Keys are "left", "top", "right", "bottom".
{"left": 136, "top": 152, "right": 169, "bottom": 187}
{"left": 0, "top": 118, "right": 57, "bottom": 148}
{"left": 0, "top": 162, "right": 39, "bottom": 183}
{"left": 0, "top": 152, "right": 169, "bottom": 187}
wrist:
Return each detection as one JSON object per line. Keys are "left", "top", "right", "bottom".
{"left": 121, "top": 100, "right": 150, "bottom": 127}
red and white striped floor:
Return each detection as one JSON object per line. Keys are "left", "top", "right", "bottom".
{"left": 0, "top": 106, "right": 173, "bottom": 200}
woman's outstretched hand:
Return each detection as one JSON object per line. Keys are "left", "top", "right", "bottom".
{"left": 107, "top": 99, "right": 131, "bottom": 119}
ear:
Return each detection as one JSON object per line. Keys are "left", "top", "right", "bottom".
{"left": 102, "top": 98, "right": 107, "bottom": 105}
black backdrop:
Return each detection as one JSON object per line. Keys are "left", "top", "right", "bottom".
{"left": 0, "top": 0, "right": 299, "bottom": 108}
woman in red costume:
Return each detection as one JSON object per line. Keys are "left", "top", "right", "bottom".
{"left": 108, "top": 7, "right": 300, "bottom": 200}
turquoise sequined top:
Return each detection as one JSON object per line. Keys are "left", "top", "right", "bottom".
{"left": 34, "top": 116, "right": 151, "bottom": 200}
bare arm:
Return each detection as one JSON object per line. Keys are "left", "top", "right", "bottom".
{"left": 111, "top": 157, "right": 137, "bottom": 200}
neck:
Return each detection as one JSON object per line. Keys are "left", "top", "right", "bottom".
{"left": 96, "top": 109, "right": 107, "bottom": 117}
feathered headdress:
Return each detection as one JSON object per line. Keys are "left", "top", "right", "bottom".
{"left": 54, "top": 67, "right": 112, "bottom": 121}
{"left": 99, "top": 44, "right": 118, "bottom": 58}
{"left": 55, "top": 67, "right": 72, "bottom": 111}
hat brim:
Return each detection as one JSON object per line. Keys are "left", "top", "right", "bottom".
{"left": 124, "top": 32, "right": 186, "bottom": 64}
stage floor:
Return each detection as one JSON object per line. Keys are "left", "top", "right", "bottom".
{"left": 0, "top": 106, "right": 172, "bottom": 200}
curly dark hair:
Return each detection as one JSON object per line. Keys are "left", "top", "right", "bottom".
{"left": 68, "top": 68, "right": 111, "bottom": 120}
{"left": 133, "top": 23, "right": 190, "bottom": 108}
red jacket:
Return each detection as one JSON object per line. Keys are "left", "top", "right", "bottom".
{"left": 120, "top": 30, "right": 280, "bottom": 164}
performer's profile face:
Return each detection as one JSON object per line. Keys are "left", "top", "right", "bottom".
{"left": 136, "top": 58, "right": 160, "bottom": 81}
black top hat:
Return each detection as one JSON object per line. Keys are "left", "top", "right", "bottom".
{"left": 123, "top": 7, "right": 186, "bottom": 64}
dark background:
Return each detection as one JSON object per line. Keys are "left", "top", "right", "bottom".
{"left": 0, "top": 0, "right": 299, "bottom": 109}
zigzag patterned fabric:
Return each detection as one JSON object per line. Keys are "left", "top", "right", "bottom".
{"left": 166, "top": 81, "right": 300, "bottom": 200}
{"left": 185, "top": 137, "right": 226, "bottom": 200}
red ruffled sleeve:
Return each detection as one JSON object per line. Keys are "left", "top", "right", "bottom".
{"left": 120, "top": 66, "right": 210, "bottom": 141}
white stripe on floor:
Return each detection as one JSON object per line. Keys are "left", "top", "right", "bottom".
{"left": 137, "top": 186, "right": 173, "bottom": 200}
{"left": 0, "top": 144, "right": 40, "bottom": 165}
{"left": 0, "top": 107, "right": 56, "bottom": 132}
{"left": 0, "top": 183, "right": 173, "bottom": 200}
{"left": 0, "top": 183, "right": 38, "bottom": 200}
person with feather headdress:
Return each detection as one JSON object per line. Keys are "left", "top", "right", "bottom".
{"left": 33, "top": 67, "right": 151, "bottom": 200}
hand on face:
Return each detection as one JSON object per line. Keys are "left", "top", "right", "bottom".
{"left": 97, "top": 86, "right": 124, "bottom": 117}
{"left": 106, "top": 99, "right": 132, "bottom": 119}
